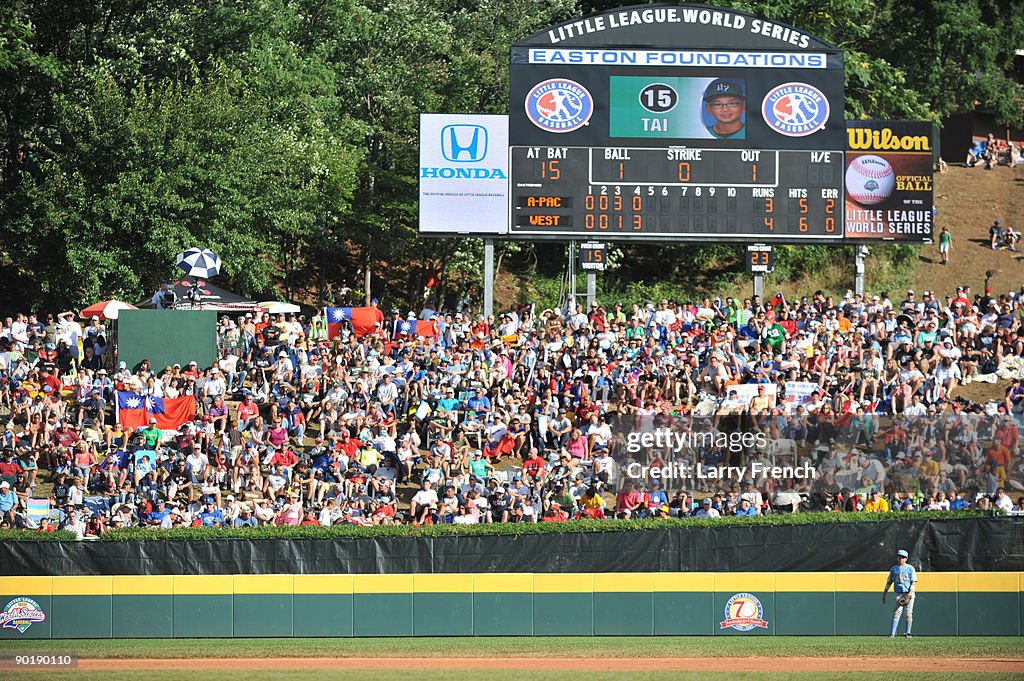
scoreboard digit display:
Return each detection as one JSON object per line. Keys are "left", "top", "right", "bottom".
{"left": 508, "top": 4, "right": 847, "bottom": 242}
{"left": 746, "top": 244, "right": 774, "bottom": 273}
{"left": 511, "top": 146, "right": 841, "bottom": 238}
{"left": 578, "top": 242, "right": 607, "bottom": 270}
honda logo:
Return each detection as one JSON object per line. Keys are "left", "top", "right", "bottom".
{"left": 441, "top": 124, "right": 488, "bottom": 162}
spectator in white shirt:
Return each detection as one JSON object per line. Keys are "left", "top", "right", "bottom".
{"left": 218, "top": 351, "right": 245, "bottom": 394}
{"left": 203, "top": 368, "right": 227, "bottom": 402}
{"left": 410, "top": 481, "right": 438, "bottom": 522}
{"left": 994, "top": 488, "right": 1013, "bottom": 513}
{"left": 274, "top": 351, "right": 294, "bottom": 383}
{"left": 377, "top": 375, "right": 399, "bottom": 415}
{"left": 695, "top": 498, "right": 720, "bottom": 518}
{"left": 903, "top": 394, "right": 927, "bottom": 418}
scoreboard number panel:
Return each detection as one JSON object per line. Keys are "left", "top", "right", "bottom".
{"left": 746, "top": 244, "right": 774, "bottom": 273}
{"left": 579, "top": 242, "right": 607, "bottom": 270}
{"left": 510, "top": 146, "right": 842, "bottom": 239}
{"left": 508, "top": 4, "right": 849, "bottom": 243}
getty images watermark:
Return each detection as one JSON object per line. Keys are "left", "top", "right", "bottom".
{"left": 621, "top": 428, "right": 817, "bottom": 482}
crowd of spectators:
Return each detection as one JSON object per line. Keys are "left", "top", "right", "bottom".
{"left": 1, "top": 281, "right": 1023, "bottom": 537}
{"left": 966, "top": 133, "right": 1024, "bottom": 169}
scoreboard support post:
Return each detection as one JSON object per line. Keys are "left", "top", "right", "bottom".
{"left": 854, "top": 244, "right": 867, "bottom": 297}
{"left": 568, "top": 241, "right": 577, "bottom": 305}
{"left": 586, "top": 271, "right": 596, "bottom": 309}
{"left": 483, "top": 238, "right": 495, "bottom": 318}
{"left": 753, "top": 273, "right": 764, "bottom": 299}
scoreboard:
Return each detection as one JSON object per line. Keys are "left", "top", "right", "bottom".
{"left": 508, "top": 4, "right": 847, "bottom": 242}
{"left": 510, "top": 146, "right": 842, "bottom": 239}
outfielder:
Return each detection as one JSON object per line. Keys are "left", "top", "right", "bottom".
{"left": 882, "top": 549, "right": 917, "bottom": 637}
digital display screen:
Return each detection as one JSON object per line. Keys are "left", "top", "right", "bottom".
{"left": 510, "top": 146, "right": 842, "bottom": 240}
{"left": 508, "top": 23, "right": 847, "bottom": 242}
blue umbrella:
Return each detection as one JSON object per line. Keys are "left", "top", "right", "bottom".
{"left": 175, "top": 247, "right": 222, "bottom": 278}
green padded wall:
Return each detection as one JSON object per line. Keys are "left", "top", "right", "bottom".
{"left": 117, "top": 310, "right": 218, "bottom": 372}
{"left": 1, "top": 573, "right": 1020, "bottom": 639}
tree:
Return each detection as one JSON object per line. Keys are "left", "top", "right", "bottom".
{"left": 8, "top": 63, "right": 359, "bottom": 306}
{"left": 2, "top": 0, "right": 1021, "bottom": 312}
{"left": 868, "top": 0, "right": 1024, "bottom": 127}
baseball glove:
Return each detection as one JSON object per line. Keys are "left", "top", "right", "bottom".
{"left": 896, "top": 594, "right": 912, "bottom": 607}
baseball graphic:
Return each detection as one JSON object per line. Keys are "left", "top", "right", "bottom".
{"left": 735, "top": 599, "right": 756, "bottom": 619}
{"left": 845, "top": 155, "right": 896, "bottom": 206}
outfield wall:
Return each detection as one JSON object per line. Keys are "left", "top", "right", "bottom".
{"left": 1, "top": 572, "right": 1021, "bottom": 638}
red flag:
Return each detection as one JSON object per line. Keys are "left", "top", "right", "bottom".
{"left": 416, "top": 321, "right": 438, "bottom": 338}
{"left": 394, "top": 319, "right": 437, "bottom": 339}
{"left": 116, "top": 391, "right": 196, "bottom": 430}
{"left": 326, "top": 307, "right": 384, "bottom": 338}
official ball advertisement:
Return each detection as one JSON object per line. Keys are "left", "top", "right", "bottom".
{"left": 843, "top": 120, "right": 934, "bottom": 242}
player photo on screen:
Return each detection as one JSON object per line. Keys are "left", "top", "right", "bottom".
{"left": 609, "top": 75, "right": 746, "bottom": 140}
{"left": 701, "top": 78, "right": 746, "bottom": 139}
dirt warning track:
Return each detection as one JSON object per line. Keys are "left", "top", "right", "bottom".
{"left": 79, "top": 656, "right": 1024, "bottom": 673}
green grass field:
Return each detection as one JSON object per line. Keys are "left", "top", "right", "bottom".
{"left": 0, "top": 667, "right": 1019, "bottom": 679}
{"left": 1, "top": 637, "right": 1021, "bottom": 680}
{"left": 0, "top": 635, "right": 1021, "bottom": 659}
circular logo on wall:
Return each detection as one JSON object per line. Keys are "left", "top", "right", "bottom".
{"left": 0, "top": 597, "right": 46, "bottom": 634}
{"left": 525, "top": 79, "right": 593, "bottom": 133}
{"left": 720, "top": 592, "right": 768, "bottom": 632}
{"left": 761, "top": 82, "right": 829, "bottom": 137}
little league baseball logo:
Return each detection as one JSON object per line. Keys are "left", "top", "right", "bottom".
{"left": 761, "top": 82, "right": 829, "bottom": 137}
{"left": 845, "top": 154, "right": 896, "bottom": 206}
{"left": 525, "top": 79, "right": 593, "bottom": 133}
{"left": 0, "top": 597, "right": 46, "bottom": 634}
{"left": 720, "top": 592, "right": 768, "bottom": 631}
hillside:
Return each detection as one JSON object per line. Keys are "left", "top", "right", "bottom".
{"left": 924, "top": 163, "right": 1024, "bottom": 297}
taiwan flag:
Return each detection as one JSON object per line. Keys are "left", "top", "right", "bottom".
{"left": 327, "top": 307, "right": 384, "bottom": 338}
{"left": 116, "top": 391, "right": 196, "bottom": 430}
{"left": 393, "top": 319, "right": 438, "bottom": 340}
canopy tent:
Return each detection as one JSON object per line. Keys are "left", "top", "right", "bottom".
{"left": 136, "top": 278, "right": 256, "bottom": 312}
{"left": 257, "top": 301, "right": 301, "bottom": 315}
{"left": 80, "top": 299, "right": 137, "bottom": 321}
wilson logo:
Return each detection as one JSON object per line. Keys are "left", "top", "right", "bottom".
{"left": 847, "top": 127, "right": 930, "bottom": 151}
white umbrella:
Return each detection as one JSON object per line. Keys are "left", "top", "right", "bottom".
{"left": 175, "top": 247, "right": 222, "bottom": 278}
{"left": 79, "top": 299, "right": 138, "bottom": 321}
{"left": 257, "top": 301, "right": 301, "bottom": 315}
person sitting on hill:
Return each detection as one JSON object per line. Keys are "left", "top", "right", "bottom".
{"left": 966, "top": 141, "right": 985, "bottom": 167}
{"left": 1004, "top": 225, "right": 1020, "bottom": 252}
